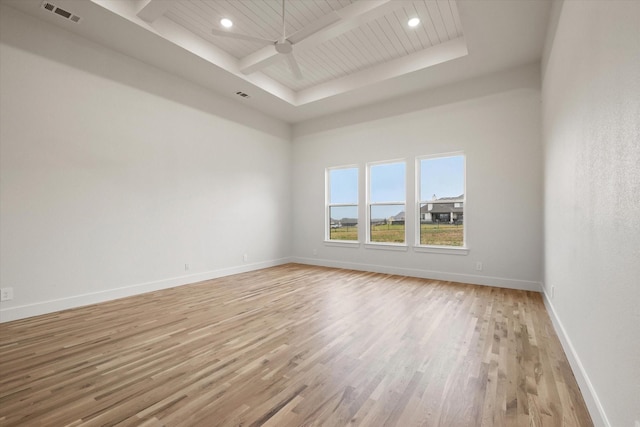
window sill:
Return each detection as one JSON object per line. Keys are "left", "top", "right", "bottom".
{"left": 324, "top": 240, "right": 360, "bottom": 248}
{"left": 364, "top": 243, "right": 409, "bottom": 252}
{"left": 413, "top": 245, "right": 469, "bottom": 255}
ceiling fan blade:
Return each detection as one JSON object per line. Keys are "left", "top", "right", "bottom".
{"left": 284, "top": 52, "right": 303, "bottom": 80}
{"left": 287, "top": 11, "right": 341, "bottom": 45}
{"left": 240, "top": 1, "right": 397, "bottom": 75}
{"left": 211, "top": 28, "right": 273, "bottom": 45}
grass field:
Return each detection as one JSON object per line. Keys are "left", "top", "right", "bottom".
{"left": 420, "top": 223, "right": 463, "bottom": 246}
{"left": 329, "top": 223, "right": 463, "bottom": 246}
{"left": 370, "top": 224, "right": 405, "bottom": 243}
{"left": 329, "top": 226, "right": 358, "bottom": 241}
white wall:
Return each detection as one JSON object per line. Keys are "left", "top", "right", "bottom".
{"left": 542, "top": 1, "right": 640, "bottom": 426}
{"left": 0, "top": 5, "right": 291, "bottom": 322}
{"left": 291, "top": 65, "right": 543, "bottom": 291}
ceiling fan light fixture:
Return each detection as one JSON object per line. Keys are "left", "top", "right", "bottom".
{"left": 275, "top": 41, "right": 293, "bottom": 54}
{"left": 210, "top": 0, "right": 310, "bottom": 80}
{"left": 408, "top": 17, "right": 420, "bottom": 28}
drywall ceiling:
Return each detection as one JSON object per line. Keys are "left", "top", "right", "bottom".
{"left": 2, "top": 0, "right": 550, "bottom": 123}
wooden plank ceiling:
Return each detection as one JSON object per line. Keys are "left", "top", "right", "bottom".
{"left": 165, "top": 0, "right": 463, "bottom": 91}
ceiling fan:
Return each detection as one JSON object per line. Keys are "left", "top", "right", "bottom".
{"left": 211, "top": 0, "right": 340, "bottom": 80}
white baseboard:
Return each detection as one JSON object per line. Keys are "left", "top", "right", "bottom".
{"left": 0, "top": 258, "right": 292, "bottom": 323}
{"left": 292, "top": 257, "right": 542, "bottom": 292}
{"left": 542, "top": 290, "right": 610, "bottom": 427}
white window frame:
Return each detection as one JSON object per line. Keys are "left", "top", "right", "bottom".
{"left": 325, "top": 165, "right": 359, "bottom": 245}
{"left": 414, "top": 152, "right": 468, "bottom": 255}
{"left": 366, "top": 159, "right": 407, "bottom": 248}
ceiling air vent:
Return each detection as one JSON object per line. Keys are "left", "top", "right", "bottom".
{"left": 235, "top": 91, "right": 250, "bottom": 98}
{"left": 41, "top": 1, "right": 81, "bottom": 23}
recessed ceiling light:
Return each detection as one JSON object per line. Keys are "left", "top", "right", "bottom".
{"left": 408, "top": 17, "right": 420, "bottom": 28}
{"left": 220, "top": 18, "right": 233, "bottom": 28}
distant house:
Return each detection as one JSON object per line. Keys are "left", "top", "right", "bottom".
{"left": 389, "top": 211, "right": 405, "bottom": 225}
{"left": 420, "top": 195, "right": 464, "bottom": 224}
{"left": 340, "top": 218, "right": 358, "bottom": 227}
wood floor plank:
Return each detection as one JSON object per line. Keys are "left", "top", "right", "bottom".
{"left": 0, "top": 264, "right": 592, "bottom": 426}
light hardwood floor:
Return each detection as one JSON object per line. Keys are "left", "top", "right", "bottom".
{"left": 0, "top": 264, "right": 592, "bottom": 426}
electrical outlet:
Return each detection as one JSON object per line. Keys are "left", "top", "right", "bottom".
{"left": 551, "top": 285, "right": 555, "bottom": 299}
{"left": 243, "top": 254, "right": 248, "bottom": 262}
{"left": 475, "top": 262, "right": 483, "bottom": 271}
{"left": 185, "top": 263, "right": 190, "bottom": 271}
{"left": 312, "top": 249, "right": 318, "bottom": 256}
{"left": 1, "top": 287, "right": 14, "bottom": 301}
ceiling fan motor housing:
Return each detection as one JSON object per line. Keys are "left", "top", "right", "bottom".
{"left": 275, "top": 41, "right": 293, "bottom": 54}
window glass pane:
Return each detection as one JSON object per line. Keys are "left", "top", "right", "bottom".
{"left": 370, "top": 204, "right": 405, "bottom": 243}
{"left": 370, "top": 162, "right": 405, "bottom": 203}
{"left": 329, "top": 168, "right": 358, "bottom": 204}
{"left": 419, "top": 203, "right": 464, "bottom": 246}
{"left": 419, "top": 155, "right": 465, "bottom": 247}
{"left": 420, "top": 156, "right": 464, "bottom": 201}
{"left": 329, "top": 206, "right": 358, "bottom": 241}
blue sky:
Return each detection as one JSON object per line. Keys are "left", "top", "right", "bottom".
{"left": 329, "top": 156, "right": 464, "bottom": 219}
{"left": 370, "top": 162, "right": 405, "bottom": 203}
{"left": 420, "top": 156, "right": 464, "bottom": 201}
{"left": 329, "top": 167, "right": 358, "bottom": 204}
{"left": 369, "top": 162, "right": 405, "bottom": 218}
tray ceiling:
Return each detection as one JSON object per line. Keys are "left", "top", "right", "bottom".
{"left": 88, "top": 0, "right": 468, "bottom": 106}
{"left": 164, "top": 0, "right": 464, "bottom": 92}
{"left": 2, "top": 0, "right": 551, "bottom": 123}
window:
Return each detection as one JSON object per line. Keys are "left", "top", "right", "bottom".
{"left": 326, "top": 167, "right": 358, "bottom": 241}
{"left": 417, "top": 154, "right": 465, "bottom": 247}
{"left": 368, "top": 161, "right": 406, "bottom": 244}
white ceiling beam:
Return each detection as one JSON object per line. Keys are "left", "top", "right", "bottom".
{"left": 296, "top": 37, "right": 468, "bottom": 106}
{"left": 239, "top": 47, "right": 285, "bottom": 74}
{"left": 239, "top": 0, "right": 403, "bottom": 75}
{"left": 137, "top": 0, "right": 172, "bottom": 23}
